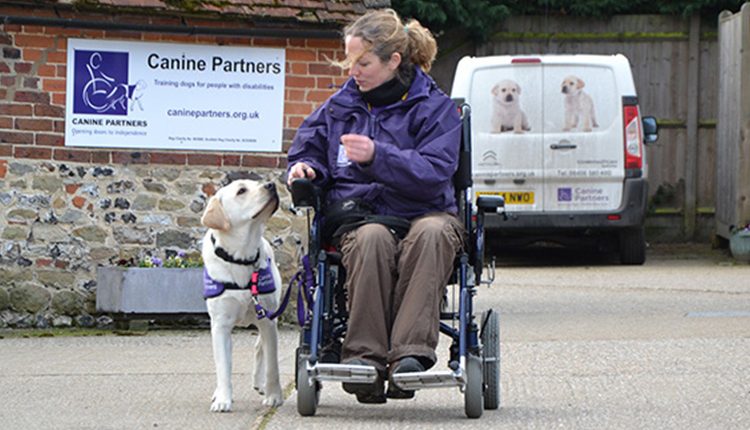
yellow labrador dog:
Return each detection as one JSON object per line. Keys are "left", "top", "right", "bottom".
{"left": 491, "top": 79, "right": 530, "bottom": 133}
{"left": 561, "top": 75, "right": 598, "bottom": 132}
{"left": 201, "top": 179, "right": 284, "bottom": 412}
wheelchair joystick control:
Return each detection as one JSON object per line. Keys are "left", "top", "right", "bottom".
{"left": 448, "top": 360, "right": 459, "bottom": 371}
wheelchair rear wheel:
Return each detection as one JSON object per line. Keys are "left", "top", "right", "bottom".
{"left": 464, "top": 352, "right": 483, "bottom": 418}
{"left": 296, "top": 349, "right": 320, "bottom": 416}
{"left": 481, "top": 309, "right": 500, "bottom": 410}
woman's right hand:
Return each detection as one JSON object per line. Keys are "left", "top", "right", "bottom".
{"left": 287, "top": 162, "right": 316, "bottom": 186}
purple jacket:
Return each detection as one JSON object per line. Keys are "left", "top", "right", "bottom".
{"left": 287, "top": 67, "right": 461, "bottom": 219}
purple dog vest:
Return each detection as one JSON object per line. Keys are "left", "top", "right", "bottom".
{"left": 203, "top": 258, "right": 276, "bottom": 299}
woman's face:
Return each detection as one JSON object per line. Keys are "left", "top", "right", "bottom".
{"left": 345, "top": 36, "right": 400, "bottom": 92}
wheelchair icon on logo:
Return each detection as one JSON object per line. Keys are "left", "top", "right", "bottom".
{"left": 80, "top": 52, "right": 145, "bottom": 114}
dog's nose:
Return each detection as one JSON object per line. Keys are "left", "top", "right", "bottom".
{"left": 264, "top": 182, "right": 276, "bottom": 191}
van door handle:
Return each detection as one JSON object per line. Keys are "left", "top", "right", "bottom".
{"left": 550, "top": 141, "right": 577, "bottom": 150}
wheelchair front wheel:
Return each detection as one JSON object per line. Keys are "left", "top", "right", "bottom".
{"left": 481, "top": 310, "right": 500, "bottom": 410}
{"left": 296, "top": 350, "right": 320, "bottom": 416}
{"left": 464, "top": 353, "right": 483, "bottom": 418}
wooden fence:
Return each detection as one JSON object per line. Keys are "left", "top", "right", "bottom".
{"left": 716, "top": 4, "right": 750, "bottom": 239}
{"left": 432, "top": 14, "right": 727, "bottom": 241}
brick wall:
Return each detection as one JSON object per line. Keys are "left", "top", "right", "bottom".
{"left": 0, "top": 14, "right": 347, "bottom": 328}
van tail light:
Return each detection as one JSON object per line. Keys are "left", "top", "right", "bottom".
{"left": 623, "top": 104, "right": 643, "bottom": 170}
{"left": 511, "top": 57, "right": 541, "bottom": 64}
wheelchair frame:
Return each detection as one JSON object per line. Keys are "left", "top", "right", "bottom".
{"left": 290, "top": 103, "right": 503, "bottom": 418}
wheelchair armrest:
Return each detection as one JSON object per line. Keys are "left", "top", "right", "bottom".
{"left": 290, "top": 178, "right": 320, "bottom": 209}
{"left": 476, "top": 195, "right": 505, "bottom": 213}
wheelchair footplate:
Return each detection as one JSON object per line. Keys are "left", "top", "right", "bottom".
{"left": 391, "top": 360, "right": 466, "bottom": 391}
{"left": 309, "top": 362, "right": 379, "bottom": 384}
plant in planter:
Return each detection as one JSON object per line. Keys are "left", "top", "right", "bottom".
{"left": 96, "top": 251, "right": 207, "bottom": 314}
{"left": 729, "top": 223, "right": 750, "bottom": 262}
{"left": 136, "top": 251, "right": 203, "bottom": 269}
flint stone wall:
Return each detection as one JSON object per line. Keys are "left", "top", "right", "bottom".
{"left": 0, "top": 159, "right": 305, "bottom": 328}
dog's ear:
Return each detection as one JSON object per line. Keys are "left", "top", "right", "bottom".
{"left": 516, "top": 84, "right": 522, "bottom": 94}
{"left": 577, "top": 78, "right": 585, "bottom": 89}
{"left": 201, "top": 196, "right": 231, "bottom": 231}
{"left": 491, "top": 84, "right": 499, "bottom": 96}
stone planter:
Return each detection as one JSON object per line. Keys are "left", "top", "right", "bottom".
{"left": 96, "top": 267, "right": 206, "bottom": 314}
{"left": 729, "top": 230, "right": 750, "bottom": 262}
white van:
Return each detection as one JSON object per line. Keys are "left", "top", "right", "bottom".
{"left": 451, "top": 54, "right": 658, "bottom": 264}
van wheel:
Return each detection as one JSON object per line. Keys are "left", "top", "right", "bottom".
{"left": 619, "top": 226, "right": 646, "bottom": 265}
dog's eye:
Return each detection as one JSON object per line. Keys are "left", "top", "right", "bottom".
{"left": 237, "top": 188, "right": 247, "bottom": 196}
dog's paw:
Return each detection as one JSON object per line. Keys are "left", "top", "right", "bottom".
{"left": 211, "top": 390, "right": 233, "bottom": 412}
{"left": 262, "top": 392, "right": 284, "bottom": 408}
{"left": 253, "top": 373, "right": 266, "bottom": 395}
{"left": 211, "top": 398, "right": 233, "bottom": 412}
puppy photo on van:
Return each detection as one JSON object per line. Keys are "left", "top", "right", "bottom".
{"left": 200, "top": 178, "right": 284, "bottom": 412}
{"left": 491, "top": 79, "right": 531, "bottom": 133}
{"left": 561, "top": 75, "right": 599, "bottom": 132}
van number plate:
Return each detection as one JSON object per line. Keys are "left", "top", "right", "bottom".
{"left": 477, "top": 191, "right": 535, "bottom": 204}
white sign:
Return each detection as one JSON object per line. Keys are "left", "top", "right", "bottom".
{"left": 65, "top": 38, "right": 285, "bottom": 152}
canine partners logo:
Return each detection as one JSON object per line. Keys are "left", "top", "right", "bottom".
{"left": 557, "top": 187, "right": 572, "bottom": 202}
{"left": 73, "top": 50, "right": 145, "bottom": 115}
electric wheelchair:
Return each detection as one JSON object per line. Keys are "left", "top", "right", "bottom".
{"left": 289, "top": 103, "right": 504, "bottom": 418}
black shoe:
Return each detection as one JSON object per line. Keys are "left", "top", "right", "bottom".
{"left": 387, "top": 356, "right": 425, "bottom": 399}
{"left": 342, "top": 359, "right": 387, "bottom": 404}
{"left": 320, "top": 341, "right": 341, "bottom": 363}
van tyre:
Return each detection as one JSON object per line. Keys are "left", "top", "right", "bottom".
{"left": 619, "top": 226, "right": 646, "bottom": 265}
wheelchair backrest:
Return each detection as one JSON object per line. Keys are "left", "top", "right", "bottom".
{"left": 453, "top": 101, "right": 473, "bottom": 195}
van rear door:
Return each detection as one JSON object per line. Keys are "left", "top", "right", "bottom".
{"left": 465, "top": 58, "right": 544, "bottom": 211}
{"left": 541, "top": 60, "right": 625, "bottom": 212}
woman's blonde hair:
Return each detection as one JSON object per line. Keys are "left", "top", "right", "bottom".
{"left": 340, "top": 8, "right": 437, "bottom": 80}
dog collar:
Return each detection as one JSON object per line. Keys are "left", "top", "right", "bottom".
{"left": 210, "top": 234, "right": 260, "bottom": 266}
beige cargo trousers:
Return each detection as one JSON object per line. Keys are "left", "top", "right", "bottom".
{"left": 339, "top": 212, "right": 465, "bottom": 373}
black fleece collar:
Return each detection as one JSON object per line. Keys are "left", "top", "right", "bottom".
{"left": 359, "top": 68, "right": 414, "bottom": 107}
{"left": 210, "top": 234, "right": 260, "bottom": 266}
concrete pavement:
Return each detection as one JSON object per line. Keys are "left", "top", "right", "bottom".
{"left": 1, "top": 244, "right": 749, "bottom": 429}
{"left": 0, "top": 329, "right": 298, "bottom": 430}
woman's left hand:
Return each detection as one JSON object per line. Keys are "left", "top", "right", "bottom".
{"left": 340, "top": 134, "right": 375, "bottom": 164}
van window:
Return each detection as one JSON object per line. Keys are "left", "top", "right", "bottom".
{"left": 468, "top": 64, "right": 618, "bottom": 135}
{"left": 542, "top": 65, "right": 618, "bottom": 134}
{"left": 468, "top": 65, "right": 542, "bottom": 135}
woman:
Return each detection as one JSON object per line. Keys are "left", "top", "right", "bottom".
{"left": 287, "top": 9, "right": 464, "bottom": 404}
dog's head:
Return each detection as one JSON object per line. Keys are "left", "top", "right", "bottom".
{"left": 491, "top": 79, "right": 521, "bottom": 105}
{"left": 561, "top": 75, "right": 585, "bottom": 95}
{"left": 201, "top": 179, "right": 279, "bottom": 232}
